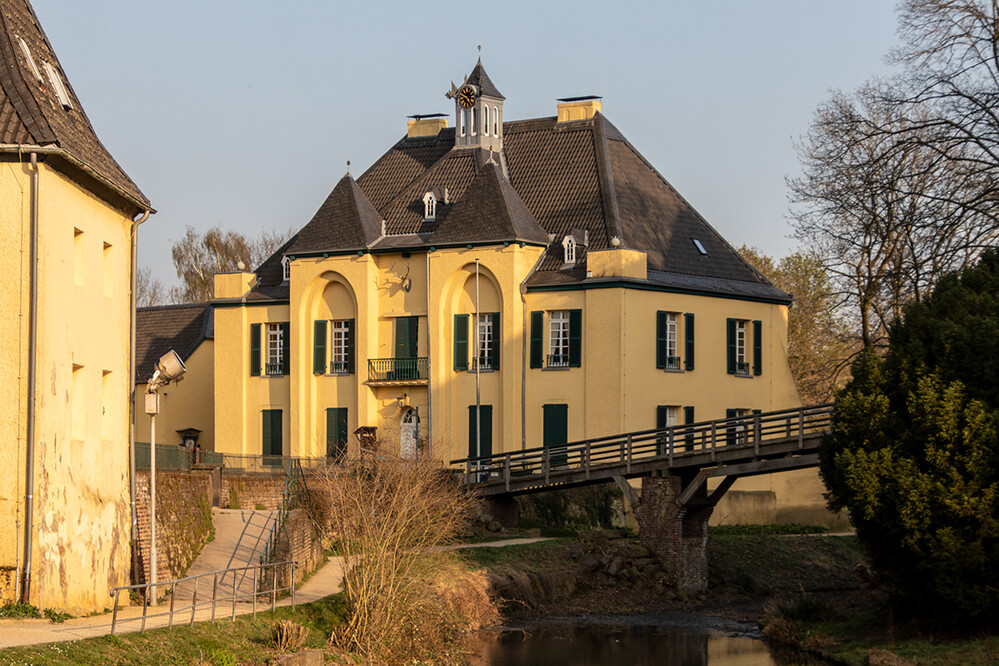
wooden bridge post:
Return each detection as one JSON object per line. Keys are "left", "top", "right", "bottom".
{"left": 634, "top": 471, "right": 713, "bottom": 595}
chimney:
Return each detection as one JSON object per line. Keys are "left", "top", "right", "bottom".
{"left": 407, "top": 113, "right": 448, "bottom": 138}
{"left": 557, "top": 96, "right": 602, "bottom": 122}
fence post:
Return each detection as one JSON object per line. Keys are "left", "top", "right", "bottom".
{"left": 754, "top": 414, "right": 761, "bottom": 456}
{"left": 168, "top": 581, "right": 176, "bottom": 628}
{"left": 211, "top": 572, "right": 218, "bottom": 622}
{"left": 271, "top": 565, "right": 278, "bottom": 612}
{"left": 190, "top": 577, "right": 199, "bottom": 627}
{"left": 798, "top": 410, "right": 804, "bottom": 449}
{"left": 110, "top": 590, "right": 120, "bottom": 636}
{"left": 252, "top": 566, "right": 258, "bottom": 618}
{"left": 543, "top": 447, "right": 550, "bottom": 486}
{"left": 504, "top": 455, "right": 511, "bottom": 492}
{"left": 292, "top": 562, "right": 297, "bottom": 611}
{"left": 710, "top": 423, "right": 717, "bottom": 462}
{"left": 626, "top": 434, "right": 633, "bottom": 474}
{"left": 141, "top": 586, "right": 149, "bottom": 633}
{"left": 585, "top": 441, "right": 591, "bottom": 480}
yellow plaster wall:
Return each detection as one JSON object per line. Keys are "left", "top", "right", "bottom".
{"left": 134, "top": 341, "right": 215, "bottom": 451}
{"left": 0, "top": 159, "right": 135, "bottom": 613}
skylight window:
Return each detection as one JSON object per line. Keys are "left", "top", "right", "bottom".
{"left": 18, "top": 37, "right": 42, "bottom": 81}
{"left": 692, "top": 239, "right": 708, "bottom": 255}
{"left": 42, "top": 61, "right": 72, "bottom": 109}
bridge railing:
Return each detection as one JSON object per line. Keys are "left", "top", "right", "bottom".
{"left": 451, "top": 404, "right": 833, "bottom": 488}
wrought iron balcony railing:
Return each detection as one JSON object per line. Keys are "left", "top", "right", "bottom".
{"left": 735, "top": 361, "right": 751, "bottom": 376}
{"left": 663, "top": 355, "right": 681, "bottom": 371}
{"left": 265, "top": 362, "right": 285, "bottom": 376}
{"left": 472, "top": 357, "right": 494, "bottom": 371}
{"left": 546, "top": 353, "right": 569, "bottom": 368}
{"left": 329, "top": 360, "right": 350, "bottom": 375}
{"left": 368, "top": 357, "right": 429, "bottom": 382}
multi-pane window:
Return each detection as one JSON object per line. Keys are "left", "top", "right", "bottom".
{"left": 549, "top": 311, "right": 570, "bottom": 367}
{"left": 330, "top": 320, "right": 350, "bottom": 374}
{"left": 664, "top": 313, "right": 678, "bottom": 369}
{"left": 735, "top": 320, "right": 748, "bottom": 375}
{"left": 266, "top": 323, "right": 284, "bottom": 375}
{"left": 475, "top": 313, "right": 494, "bottom": 370}
{"left": 282, "top": 256, "right": 291, "bottom": 281}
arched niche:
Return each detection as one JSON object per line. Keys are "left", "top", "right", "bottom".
{"left": 305, "top": 272, "right": 357, "bottom": 321}
{"left": 450, "top": 263, "right": 502, "bottom": 315}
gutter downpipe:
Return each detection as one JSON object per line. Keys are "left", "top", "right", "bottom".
{"left": 21, "top": 152, "right": 39, "bottom": 602}
{"left": 425, "top": 251, "right": 432, "bottom": 457}
{"left": 519, "top": 247, "right": 548, "bottom": 451}
{"left": 128, "top": 209, "right": 150, "bottom": 584}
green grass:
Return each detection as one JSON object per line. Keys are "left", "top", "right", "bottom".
{"left": 0, "top": 596, "right": 349, "bottom": 665}
{"left": 710, "top": 523, "right": 829, "bottom": 536}
{"left": 457, "top": 539, "right": 569, "bottom": 569}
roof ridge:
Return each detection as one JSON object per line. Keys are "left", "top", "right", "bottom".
{"left": 591, "top": 112, "right": 624, "bottom": 245}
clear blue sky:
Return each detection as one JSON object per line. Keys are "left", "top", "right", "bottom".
{"left": 31, "top": 1, "right": 900, "bottom": 289}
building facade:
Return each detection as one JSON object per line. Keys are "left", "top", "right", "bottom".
{"left": 213, "top": 61, "right": 830, "bottom": 523}
{"left": 0, "top": 0, "right": 152, "bottom": 612}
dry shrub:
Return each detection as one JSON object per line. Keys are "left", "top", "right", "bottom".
{"left": 272, "top": 619, "right": 309, "bottom": 652}
{"left": 866, "top": 649, "right": 914, "bottom": 666}
{"left": 307, "top": 452, "right": 492, "bottom": 663}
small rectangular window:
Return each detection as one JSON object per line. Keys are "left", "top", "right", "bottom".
{"left": 18, "top": 37, "right": 42, "bottom": 81}
{"left": 692, "top": 238, "right": 708, "bottom": 255}
{"left": 42, "top": 61, "right": 72, "bottom": 109}
{"left": 493, "top": 106, "right": 499, "bottom": 136}
{"left": 735, "top": 320, "right": 748, "bottom": 374}
{"left": 102, "top": 242, "right": 112, "bottom": 297}
{"left": 266, "top": 323, "right": 284, "bottom": 375}
{"left": 73, "top": 228, "right": 84, "bottom": 287}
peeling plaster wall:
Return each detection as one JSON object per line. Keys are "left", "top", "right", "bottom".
{"left": 0, "top": 160, "right": 135, "bottom": 614}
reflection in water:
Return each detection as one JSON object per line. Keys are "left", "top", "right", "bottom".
{"left": 471, "top": 621, "right": 777, "bottom": 666}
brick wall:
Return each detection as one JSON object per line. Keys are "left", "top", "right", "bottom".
{"left": 266, "top": 509, "right": 324, "bottom": 589}
{"left": 135, "top": 470, "right": 214, "bottom": 585}
{"left": 221, "top": 475, "right": 286, "bottom": 510}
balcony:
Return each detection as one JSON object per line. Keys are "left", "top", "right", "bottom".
{"left": 735, "top": 361, "right": 751, "bottom": 376}
{"left": 472, "top": 357, "right": 494, "bottom": 371}
{"left": 367, "top": 357, "right": 429, "bottom": 385}
{"left": 265, "top": 362, "right": 285, "bottom": 376}
{"left": 546, "top": 353, "right": 569, "bottom": 368}
{"left": 663, "top": 355, "right": 682, "bottom": 371}
{"left": 329, "top": 360, "right": 350, "bottom": 375}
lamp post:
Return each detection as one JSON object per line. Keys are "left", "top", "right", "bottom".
{"left": 143, "top": 350, "right": 187, "bottom": 606}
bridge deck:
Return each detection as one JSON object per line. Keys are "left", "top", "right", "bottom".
{"left": 451, "top": 405, "right": 833, "bottom": 497}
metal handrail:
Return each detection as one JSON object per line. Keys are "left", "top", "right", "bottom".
{"left": 451, "top": 404, "right": 834, "bottom": 487}
{"left": 259, "top": 460, "right": 301, "bottom": 568}
{"left": 367, "top": 357, "right": 429, "bottom": 382}
{"left": 108, "top": 559, "right": 296, "bottom": 635}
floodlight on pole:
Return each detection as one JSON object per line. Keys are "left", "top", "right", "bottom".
{"left": 144, "top": 350, "right": 186, "bottom": 605}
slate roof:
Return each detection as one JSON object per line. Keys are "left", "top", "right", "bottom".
{"left": 466, "top": 60, "right": 504, "bottom": 100}
{"left": 135, "top": 303, "right": 213, "bottom": 382}
{"left": 0, "top": 0, "right": 149, "bottom": 210}
{"left": 255, "top": 63, "right": 787, "bottom": 304}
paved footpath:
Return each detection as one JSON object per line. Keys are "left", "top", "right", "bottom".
{"left": 0, "top": 537, "right": 549, "bottom": 650}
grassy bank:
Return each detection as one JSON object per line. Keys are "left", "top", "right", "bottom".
{"left": 0, "top": 597, "right": 347, "bottom": 666}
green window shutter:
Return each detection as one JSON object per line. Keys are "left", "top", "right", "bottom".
{"left": 313, "top": 320, "right": 327, "bottom": 374}
{"left": 454, "top": 314, "right": 469, "bottom": 371}
{"left": 408, "top": 316, "right": 419, "bottom": 357}
{"left": 346, "top": 319, "right": 356, "bottom": 374}
{"left": 726, "top": 318, "right": 736, "bottom": 374}
{"left": 656, "top": 311, "right": 667, "bottom": 369}
{"left": 568, "top": 309, "right": 582, "bottom": 367}
{"left": 250, "top": 323, "right": 261, "bottom": 376}
{"left": 326, "top": 408, "right": 348, "bottom": 460}
{"left": 753, "top": 320, "right": 762, "bottom": 375}
{"left": 684, "top": 406, "right": 695, "bottom": 424}
{"left": 530, "top": 311, "right": 544, "bottom": 368}
{"left": 281, "top": 322, "right": 290, "bottom": 375}
{"left": 656, "top": 405, "right": 670, "bottom": 429}
{"left": 395, "top": 318, "right": 409, "bottom": 359}
{"left": 467, "top": 405, "right": 493, "bottom": 458}
{"left": 490, "top": 312, "right": 500, "bottom": 368}
{"left": 684, "top": 313, "right": 695, "bottom": 371}
{"left": 262, "top": 409, "right": 282, "bottom": 457}
{"left": 543, "top": 404, "right": 569, "bottom": 467}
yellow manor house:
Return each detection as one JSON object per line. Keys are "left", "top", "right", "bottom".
{"left": 213, "top": 60, "right": 829, "bottom": 525}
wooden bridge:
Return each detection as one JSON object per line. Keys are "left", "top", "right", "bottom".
{"left": 451, "top": 404, "right": 833, "bottom": 499}
{"left": 451, "top": 404, "right": 834, "bottom": 594}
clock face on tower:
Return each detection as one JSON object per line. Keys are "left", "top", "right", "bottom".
{"left": 457, "top": 86, "right": 476, "bottom": 108}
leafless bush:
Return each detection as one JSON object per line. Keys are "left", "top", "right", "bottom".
{"left": 271, "top": 619, "right": 309, "bottom": 652}
{"left": 307, "top": 453, "right": 496, "bottom": 663}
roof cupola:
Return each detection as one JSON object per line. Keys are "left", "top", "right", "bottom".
{"left": 448, "top": 54, "right": 504, "bottom": 153}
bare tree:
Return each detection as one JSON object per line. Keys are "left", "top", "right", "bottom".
{"left": 168, "top": 226, "right": 294, "bottom": 304}
{"left": 788, "top": 87, "right": 993, "bottom": 349}
{"left": 135, "top": 266, "right": 167, "bottom": 307}
{"left": 739, "top": 246, "right": 854, "bottom": 404}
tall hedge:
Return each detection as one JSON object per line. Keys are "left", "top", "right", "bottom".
{"left": 820, "top": 250, "right": 999, "bottom": 624}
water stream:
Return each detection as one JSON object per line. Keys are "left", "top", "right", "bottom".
{"left": 469, "top": 613, "right": 823, "bottom": 665}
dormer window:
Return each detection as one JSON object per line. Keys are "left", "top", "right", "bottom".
{"left": 423, "top": 192, "right": 437, "bottom": 221}
{"left": 18, "top": 37, "right": 42, "bottom": 81}
{"left": 42, "top": 61, "right": 72, "bottom": 109}
{"left": 281, "top": 256, "right": 291, "bottom": 282}
{"left": 562, "top": 235, "right": 577, "bottom": 265}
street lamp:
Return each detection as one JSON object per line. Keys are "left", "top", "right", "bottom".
{"left": 143, "top": 350, "right": 186, "bottom": 605}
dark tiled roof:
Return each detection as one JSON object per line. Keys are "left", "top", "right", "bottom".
{"left": 135, "top": 303, "right": 213, "bottom": 382}
{"left": 254, "top": 233, "right": 298, "bottom": 288}
{"left": 466, "top": 60, "right": 504, "bottom": 100}
{"left": 285, "top": 174, "right": 381, "bottom": 257}
{"left": 255, "top": 67, "right": 786, "bottom": 303}
{"left": 429, "top": 162, "right": 548, "bottom": 245}
{"left": 0, "top": 0, "right": 149, "bottom": 210}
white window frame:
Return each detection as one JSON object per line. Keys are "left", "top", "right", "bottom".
{"left": 471, "top": 107, "right": 477, "bottom": 136}
{"left": 266, "top": 323, "right": 284, "bottom": 375}
{"left": 493, "top": 105, "right": 499, "bottom": 136}
{"left": 735, "top": 320, "right": 748, "bottom": 375}
{"left": 460, "top": 109, "right": 466, "bottom": 137}
{"left": 549, "top": 310, "right": 570, "bottom": 367}
{"left": 483, "top": 106, "right": 489, "bottom": 138}
{"left": 662, "top": 406, "right": 678, "bottom": 427}
{"left": 475, "top": 313, "right": 494, "bottom": 370}
{"left": 281, "top": 256, "right": 291, "bottom": 282}
{"left": 423, "top": 192, "right": 437, "bottom": 221}
{"left": 562, "top": 235, "right": 576, "bottom": 265}
{"left": 665, "top": 312, "right": 678, "bottom": 363}
{"left": 330, "top": 320, "right": 350, "bottom": 374}
{"left": 43, "top": 61, "right": 72, "bottom": 109}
